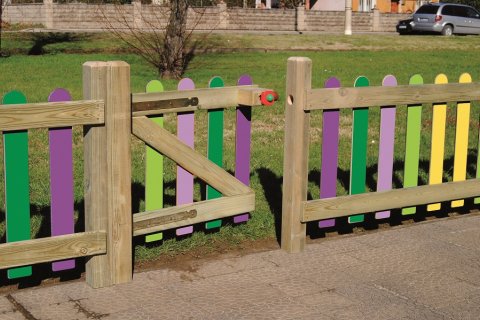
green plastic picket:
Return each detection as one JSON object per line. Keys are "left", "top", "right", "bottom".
{"left": 348, "top": 76, "right": 369, "bottom": 224}
{"left": 205, "top": 76, "right": 225, "bottom": 230}
{"left": 2, "top": 91, "right": 32, "bottom": 279}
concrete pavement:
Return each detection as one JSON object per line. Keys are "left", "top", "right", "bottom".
{"left": 1, "top": 214, "right": 480, "bottom": 319}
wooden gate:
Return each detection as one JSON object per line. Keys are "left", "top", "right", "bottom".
{"left": 0, "top": 61, "right": 277, "bottom": 288}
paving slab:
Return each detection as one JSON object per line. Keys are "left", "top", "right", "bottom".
{"left": 0, "top": 296, "right": 24, "bottom": 320}
{"left": 2, "top": 214, "right": 480, "bottom": 320}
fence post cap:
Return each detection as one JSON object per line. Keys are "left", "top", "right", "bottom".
{"left": 83, "top": 61, "right": 108, "bottom": 67}
{"left": 107, "top": 61, "right": 130, "bottom": 68}
{"left": 288, "top": 57, "right": 311, "bottom": 62}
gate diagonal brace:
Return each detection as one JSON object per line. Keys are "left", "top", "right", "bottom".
{"left": 133, "top": 116, "right": 251, "bottom": 196}
{"left": 132, "top": 116, "right": 254, "bottom": 235}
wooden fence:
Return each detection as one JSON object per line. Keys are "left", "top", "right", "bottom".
{"left": 282, "top": 57, "right": 480, "bottom": 253}
{"left": 4, "top": 56, "right": 478, "bottom": 287}
{"left": 0, "top": 61, "right": 275, "bottom": 288}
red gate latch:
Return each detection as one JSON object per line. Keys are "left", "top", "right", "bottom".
{"left": 260, "top": 90, "right": 279, "bottom": 106}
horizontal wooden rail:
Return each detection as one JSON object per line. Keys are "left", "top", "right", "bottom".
{"left": 302, "top": 179, "right": 480, "bottom": 222}
{"left": 133, "top": 193, "right": 255, "bottom": 236}
{"left": 0, "top": 231, "right": 107, "bottom": 269}
{"left": 132, "top": 85, "right": 267, "bottom": 116}
{"left": 0, "top": 100, "right": 104, "bottom": 131}
{"left": 306, "top": 82, "right": 480, "bottom": 110}
{"left": 133, "top": 116, "right": 252, "bottom": 196}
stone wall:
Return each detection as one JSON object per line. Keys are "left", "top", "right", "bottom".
{"left": 3, "top": 4, "right": 45, "bottom": 26}
{"left": 51, "top": 4, "right": 122, "bottom": 29}
{"left": 3, "top": 2, "right": 412, "bottom": 33}
{"left": 379, "top": 12, "right": 410, "bottom": 32}
{"left": 226, "top": 8, "right": 296, "bottom": 31}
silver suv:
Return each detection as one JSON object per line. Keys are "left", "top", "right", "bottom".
{"left": 412, "top": 3, "right": 480, "bottom": 36}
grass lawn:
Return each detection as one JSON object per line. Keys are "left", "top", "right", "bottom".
{"left": 1, "top": 32, "right": 480, "bottom": 263}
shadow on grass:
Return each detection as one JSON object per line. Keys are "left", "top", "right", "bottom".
{"left": 256, "top": 168, "right": 282, "bottom": 244}
{"left": 0, "top": 180, "right": 149, "bottom": 290}
{"left": 28, "top": 32, "right": 87, "bottom": 55}
{"left": 182, "top": 40, "right": 198, "bottom": 78}
{"left": 0, "top": 200, "right": 87, "bottom": 290}
{"left": 1, "top": 147, "right": 478, "bottom": 289}
{"left": 256, "top": 149, "right": 479, "bottom": 246}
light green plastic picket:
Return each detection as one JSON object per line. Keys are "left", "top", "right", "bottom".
{"left": 2, "top": 91, "right": 32, "bottom": 279}
{"left": 145, "top": 80, "right": 164, "bottom": 243}
{"left": 402, "top": 74, "right": 423, "bottom": 215}
{"left": 348, "top": 76, "right": 369, "bottom": 224}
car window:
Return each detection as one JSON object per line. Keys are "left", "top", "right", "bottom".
{"left": 416, "top": 5, "right": 439, "bottom": 14}
{"left": 443, "top": 5, "right": 469, "bottom": 17}
{"left": 466, "top": 7, "right": 480, "bottom": 18}
{"left": 456, "top": 7, "right": 469, "bottom": 17}
{"left": 442, "top": 5, "right": 456, "bottom": 16}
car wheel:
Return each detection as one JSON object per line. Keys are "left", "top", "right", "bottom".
{"left": 442, "top": 25, "right": 453, "bottom": 36}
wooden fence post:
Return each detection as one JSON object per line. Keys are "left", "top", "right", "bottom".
{"left": 281, "top": 57, "right": 311, "bottom": 253}
{"left": 83, "top": 61, "right": 132, "bottom": 288}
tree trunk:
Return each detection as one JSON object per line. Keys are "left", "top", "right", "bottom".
{"left": 1, "top": 0, "right": 4, "bottom": 55}
{"left": 161, "top": 0, "right": 189, "bottom": 79}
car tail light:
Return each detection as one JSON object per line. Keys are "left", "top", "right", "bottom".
{"left": 435, "top": 15, "right": 442, "bottom": 22}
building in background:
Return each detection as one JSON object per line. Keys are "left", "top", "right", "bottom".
{"left": 310, "top": 0, "right": 440, "bottom": 13}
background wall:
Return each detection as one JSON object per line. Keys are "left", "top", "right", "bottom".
{"left": 3, "top": 3, "right": 411, "bottom": 33}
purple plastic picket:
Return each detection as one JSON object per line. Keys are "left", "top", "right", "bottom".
{"left": 319, "top": 77, "right": 341, "bottom": 229}
{"left": 234, "top": 74, "right": 253, "bottom": 224}
{"left": 48, "top": 88, "right": 75, "bottom": 271}
{"left": 176, "top": 78, "right": 195, "bottom": 236}
{"left": 376, "top": 75, "right": 397, "bottom": 220}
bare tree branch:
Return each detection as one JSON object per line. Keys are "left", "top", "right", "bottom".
{"left": 99, "top": 0, "right": 212, "bottom": 79}
{"left": 0, "top": 0, "right": 8, "bottom": 56}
